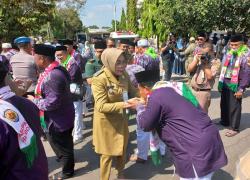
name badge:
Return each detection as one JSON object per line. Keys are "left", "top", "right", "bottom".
{"left": 122, "top": 90, "right": 129, "bottom": 114}
{"left": 122, "top": 90, "right": 128, "bottom": 102}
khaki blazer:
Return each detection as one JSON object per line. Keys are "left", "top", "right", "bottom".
{"left": 91, "top": 67, "right": 137, "bottom": 156}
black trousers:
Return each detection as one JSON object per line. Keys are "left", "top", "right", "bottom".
{"left": 220, "top": 86, "right": 242, "bottom": 131}
{"left": 47, "top": 127, "right": 75, "bottom": 174}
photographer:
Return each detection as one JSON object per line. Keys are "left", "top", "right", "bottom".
{"left": 188, "top": 42, "right": 221, "bottom": 113}
{"left": 161, "top": 35, "right": 177, "bottom": 81}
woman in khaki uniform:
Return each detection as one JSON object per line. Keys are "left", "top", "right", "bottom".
{"left": 91, "top": 48, "right": 137, "bottom": 180}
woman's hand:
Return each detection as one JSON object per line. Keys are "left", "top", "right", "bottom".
{"left": 125, "top": 98, "right": 145, "bottom": 109}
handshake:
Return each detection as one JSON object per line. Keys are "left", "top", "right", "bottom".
{"left": 124, "top": 97, "right": 145, "bottom": 109}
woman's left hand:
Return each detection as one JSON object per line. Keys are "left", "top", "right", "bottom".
{"left": 127, "top": 98, "right": 145, "bottom": 109}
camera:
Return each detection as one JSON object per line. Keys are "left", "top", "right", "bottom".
{"left": 200, "top": 53, "right": 210, "bottom": 62}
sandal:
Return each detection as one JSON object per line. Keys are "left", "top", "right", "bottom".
{"left": 225, "top": 130, "right": 239, "bottom": 137}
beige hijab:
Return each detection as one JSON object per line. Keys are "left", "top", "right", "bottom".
{"left": 101, "top": 48, "right": 124, "bottom": 74}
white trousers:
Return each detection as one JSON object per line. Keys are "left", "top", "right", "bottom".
{"left": 136, "top": 127, "right": 150, "bottom": 160}
{"left": 73, "top": 100, "right": 84, "bottom": 140}
{"left": 180, "top": 164, "right": 214, "bottom": 180}
{"left": 136, "top": 123, "right": 166, "bottom": 160}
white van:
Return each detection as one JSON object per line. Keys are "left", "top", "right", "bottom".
{"left": 110, "top": 31, "right": 139, "bottom": 46}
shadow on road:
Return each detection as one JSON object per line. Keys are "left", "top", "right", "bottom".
{"left": 125, "top": 120, "right": 175, "bottom": 179}
{"left": 73, "top": 140, "right": 99, "bottom": 178}
{"left": 123, "top": 150, "right": 174, "bottom": 179}
{"left": 213, "top": 113, "right": 250, "bottom": 132}
{"left": 213, "top": 169, "right": 234, "bottom": 180}
{"left": 211, "top": 90, "right": 221, "bottom": 99}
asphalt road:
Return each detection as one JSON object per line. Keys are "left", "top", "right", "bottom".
{"left": 44, "top": 78, "right": 250, "bottom": 180}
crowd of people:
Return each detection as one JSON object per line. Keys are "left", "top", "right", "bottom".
{"left": 0, "top": 31, "right": 250, "bottom": 180}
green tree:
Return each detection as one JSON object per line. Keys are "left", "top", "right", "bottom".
{"left": 51, "top": 7, "right": 83, "bottom": 39}
{"left": 119, "top": 8, "right": 127, "bottom": 31}
{"left": 0, "top": 0, "right": 56, "bottom": 41}
{"left": 0, "top": 0, "right": 86, "bottom": 41}
{"left": 109, "top": 19, "right": 120, "bottom": 32}
{"left": 139, "top": 0, "right": 250, "bottom": 41}
{"left": 127, "top": 0, "right": 138, "bottom": 32}
{"left": 139, "top": 0, "right": 159, "bottom": 38}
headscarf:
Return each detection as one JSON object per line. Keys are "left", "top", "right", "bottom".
{"left": 101, "top": 48, "right": 124, "bottom": 74}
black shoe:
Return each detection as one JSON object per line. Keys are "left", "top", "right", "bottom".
{"left": 57, "top": 172, "right": 74, "bottom": 180}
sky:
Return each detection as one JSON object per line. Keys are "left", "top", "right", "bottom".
{"left": 80, "top": 0, "right": 126, "bottom": 28}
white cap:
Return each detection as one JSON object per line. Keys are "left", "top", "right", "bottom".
{"left": 2, "top": 43, "right": 12, "bottom": 49}
{"left": 137, "top": 39, "right": 149, "bottom": 47}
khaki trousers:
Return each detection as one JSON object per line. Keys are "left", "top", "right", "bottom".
{"left": 192, "top": 90, "right": 211, "bottom": 113}
{"left": 100, "top": 130, "right": 128, "bottom": 180}
{"left": 100, "top": 153, "right": 126, "bottom": 180}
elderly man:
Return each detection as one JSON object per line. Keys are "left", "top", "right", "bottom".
{"left": 131, "top": 70, "right": 228, "bottom": 180}
{"left": 28, "top": 44, "right": 75, "bottom": 179}
{"left": 10, "top": 37, "right": 38, "bottom": 97}
{"left": 218, "top": 34, "right": 250, "bottom": 137}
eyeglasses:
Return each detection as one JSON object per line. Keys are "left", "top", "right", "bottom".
{"left": 197, "top": 38, "right": 205, "bottom": 41}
